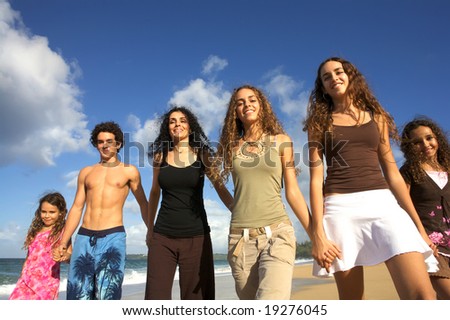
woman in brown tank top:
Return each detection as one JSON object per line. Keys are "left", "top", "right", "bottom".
{"left": 303, "top": 57, "right": 438, "bottom": 299}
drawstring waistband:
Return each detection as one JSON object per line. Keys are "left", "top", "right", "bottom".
{"left": 78, "top": 226, "right": 125, "bottom": 247}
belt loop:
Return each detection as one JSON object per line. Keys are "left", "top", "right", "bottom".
{"left": 264, "top": 226, "right": 272, "bottom": 239}
{"left": 243, "top": 228, "right": 249, "bottom": 242}
{"left": 232, "top": 229, "right": 249, "bottom": 258}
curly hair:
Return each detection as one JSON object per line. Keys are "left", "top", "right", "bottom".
{"left": 90, "top": 121, "right": 124, "bottom": 151}
{"left": 302, "top": 57, "right": 398, "bottom": 144}
{"left": 215, "top": 84, "right": 286, "bottom": 183}
{"left": 148, "top": 105, "right": 214, "bottom": 166}
{"left": 400, "top": 116, "right": 450, "bottom": 183}
{"left": 24, "top": 192, "right": 67, "bottom": 250}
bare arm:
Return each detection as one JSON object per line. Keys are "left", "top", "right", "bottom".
{"left": 147, "top": 164, "right": 161, "bottom": 244}
{"left": 54, "top": 242, "right": 73, "bottom": 263}
{"left": 129, "top": 165, "right": 149, "bottom": 227}
{"left": 376, "top": 117, "right": 432, "bottom": 244}
{"left": 59, "top": 167, "right": 89, "bottom": 250}
{"left": 278, "top": 134, "right": 311, "bottom": 237}
{"left": 213, "top": 183, "right": 234, "bottom": 213}
{"left": 307, "top": 131, "right": 341, "bottom": 270}
{"left": 202, "top": 149, "right": 234, "bottom": 212}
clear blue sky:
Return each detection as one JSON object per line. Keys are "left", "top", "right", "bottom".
{"left": 1, "top": 0, "right": 449, "bottom": 258}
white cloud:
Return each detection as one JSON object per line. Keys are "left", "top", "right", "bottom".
{"left": 125, "top": 223, "right": 147, "bottom": 254}
{"left": 129, "top": 56, "right": 231, "bottom": 150}
{"left": 125, "top": 114, "right": 160, "bottom": 167}
{"left": 64, "top": 170, "right": 79, "bottom": 188}
{"left": 0, "top": 1, "right": 89, "bottom": 167}
{"left": 0, "top": 222, "right": 25, "bottom": 258}
{"left": 264, "top": 68, "right": 309, "bottom": 118}
{"left": 128, "top": 114, "right": 160, "bottom": 149}
{"left": 168, "top": 78, "right": 230, "bottom": 136}
{"left": 202, "top": 55, "right": 228, "bottom": 76}
{"left": 124, "top": 198, "right": 141, "bottom": 215}
{"left": 204, "top": 198, "right": 231, "bottom": 254}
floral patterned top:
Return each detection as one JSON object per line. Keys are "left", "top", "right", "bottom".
{"left": 9, "top": 229, "right": 61, "bottom": 300}
{"left": 401, "top": 167, "right": 450, "bottom": 256}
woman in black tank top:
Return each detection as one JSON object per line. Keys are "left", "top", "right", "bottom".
{"left": 144, "top": 106, "right": 233, "bottom": 300}
{"left": 303, "top": 57, "right": 438, "bottom": 300}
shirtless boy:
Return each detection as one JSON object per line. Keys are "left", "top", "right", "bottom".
{"left": 58, "top": 121, "right": 148, "bottom": 300}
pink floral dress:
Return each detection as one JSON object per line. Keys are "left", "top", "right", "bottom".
{"left": 9, "top": 230, "right": 61, "bottom": 300}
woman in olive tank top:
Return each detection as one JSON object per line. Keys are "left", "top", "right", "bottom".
{"left": 145, "top": 106, "right": 233, "bottom": 300}
{"left": 215, "top": 85, "right": 311, "bottom": 300}
{"left": 303, "top": 57, "right": 438, "bottom": 299}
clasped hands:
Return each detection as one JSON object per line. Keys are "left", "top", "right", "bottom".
{"left": 312, "top": 239, "right": 342, "bottom": 273}
{"left": 52, "top": 244, "right": 71, "bottom": 262}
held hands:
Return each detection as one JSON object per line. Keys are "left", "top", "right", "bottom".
{"left": 312, "top": 237, "right": 342, "bottom": 273}
{"left": 421, "top": 233, "right": 439, "bottom": 257}
{"left": 52, "top": 244, "right": 71, "bottom": 262}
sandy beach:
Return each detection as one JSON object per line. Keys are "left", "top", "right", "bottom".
{"left": 290, "top": 263, "right": 398, "bottom": 300}
{"left": 121, "top": 262, "right": 398, "bottom": 300}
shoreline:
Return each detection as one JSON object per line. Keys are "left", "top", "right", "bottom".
{"left": 120, "top": 262, "right": 398, "bottom": 300}
{"left": 2, "top": 262, "right": 399, "bottom": 300}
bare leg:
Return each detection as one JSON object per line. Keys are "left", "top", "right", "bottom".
{"left": 333, "top": 266, "right": 365, "bottom": 300}
{"left": 431, "top": 277, "right": 450, "bottom": 300}
{"left": 385, "top": 252, "right": 436, "bottom": 300}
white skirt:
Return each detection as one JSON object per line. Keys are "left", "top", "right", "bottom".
{"left": 313, "top": 189, "right": 439, "bottom": 277}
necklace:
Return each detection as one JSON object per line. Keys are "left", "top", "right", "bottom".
{"left": 174, "top": 145, "right": 189, "bottom": 154}
{"left": 100, "top": 160, "right": 120, "bottom": 167}
{"left": 240, "top": 140, "right": 265, "bottom": 158}
{"left": 174, "top": 145, "right": 183, "bottom": 153}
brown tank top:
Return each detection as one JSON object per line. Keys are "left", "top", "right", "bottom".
{"left": 324, "top": 119, "right": 388, "bottom": 194}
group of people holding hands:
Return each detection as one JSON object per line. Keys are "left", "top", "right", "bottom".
{"left": 9, "top": 57, "right": 450, "bottom": 300}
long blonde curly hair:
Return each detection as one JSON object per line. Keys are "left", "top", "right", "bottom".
{"left": 302, "top": 57, "right": 398, "bottom": 144}
{"left": 214, "top": 84, "right": 285, "bottom": 183}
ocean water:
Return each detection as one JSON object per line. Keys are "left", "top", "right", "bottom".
{"left": 0, "top": 254, "right": 232, "bottom": 299}
{"left": 1, "top": 255, "right": 312, "bottom": 299}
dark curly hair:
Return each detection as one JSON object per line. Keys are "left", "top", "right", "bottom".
{"left": 148, "top": 105, "right": 213, "bottom": 165}
{"left": 303, "top": 57, "right": 398, "bottom": 144}
{"left": 400, "top": 116, "right": 450, "bottom": 183}
{"left": 24, "top": 192, "right": 67, "bottom": 250}
{"left": 215, "top": 84, "right": 285, "bottom": 183}
{"left": 90, "top": 121, "right": 124, "bottom": 151}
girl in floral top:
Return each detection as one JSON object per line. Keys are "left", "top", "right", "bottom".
{"left": 9, "top": 192, "right": 71, "bottom": 300}
{"left": 400, "top": 117, "right": 450, "bottom": 299}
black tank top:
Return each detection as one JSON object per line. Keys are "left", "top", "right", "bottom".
{"left": 153, "top": 159, "right": 210, "bottom": 237}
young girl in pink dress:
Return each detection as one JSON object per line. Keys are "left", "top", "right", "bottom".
{"left": 9, "top": 192, "right": 71, "bottom": 300}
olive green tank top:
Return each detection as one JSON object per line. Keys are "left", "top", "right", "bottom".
{"left": 231, "top": 137, "right": 289, "bottom": 228}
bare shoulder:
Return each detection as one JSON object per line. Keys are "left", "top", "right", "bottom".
{"left": 122, "top": 163, "right": 141, "bottom": 177}
{"left": 373, "top": 113, "right": 386, "bottom": 128}
{"left": 276, "top": 133, "right": 292, "bottom": 143}
{"left": 79, "top": 164, "right": 95, "bottom": 176}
